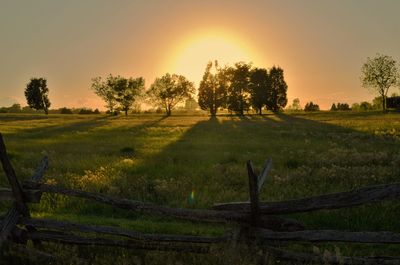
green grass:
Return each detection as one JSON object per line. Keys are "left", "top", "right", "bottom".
{"left": 1, "top": 111, "right": 400, "bottom": 263}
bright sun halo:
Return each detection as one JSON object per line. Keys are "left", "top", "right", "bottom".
{"left": 164, "top": 31, "right": 255, "bottom": 85}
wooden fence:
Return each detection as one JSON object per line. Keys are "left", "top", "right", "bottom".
{"left": 1, "top": 132, "right": 400, "bottom": 264}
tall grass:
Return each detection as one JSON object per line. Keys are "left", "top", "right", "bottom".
{"left": 1, "top": 112, "right": 399, "bottom": 263}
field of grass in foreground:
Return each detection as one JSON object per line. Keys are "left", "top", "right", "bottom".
{"left": 1, "top": 111, "right": 399, "bottom": 264}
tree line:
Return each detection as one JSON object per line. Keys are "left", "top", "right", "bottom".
{"left": 198, "top": 61, "right": 287, "bottom": 115}
{"left": 90, "top": 61, "right": 288, "bottom": 116}
{"left": 21, "top": 54, "right": 400, "bottom": 115}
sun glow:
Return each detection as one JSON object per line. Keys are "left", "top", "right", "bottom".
{"left": 162, "top": 31, "right": 257, "bottom": 86}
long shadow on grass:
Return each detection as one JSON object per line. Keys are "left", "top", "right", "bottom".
{"left": 117, "top": 112, "right": 400, "bottom": 232}
{"left": 1, "top": 115, "right": 170, "bottom": 180}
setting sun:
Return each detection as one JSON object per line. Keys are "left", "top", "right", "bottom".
{"left": 163, "top": 31, "right": 256, "bottom": 85}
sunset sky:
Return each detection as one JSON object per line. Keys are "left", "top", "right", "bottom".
{"left": 1, "top": 0, "right": 400, "bottom": 110}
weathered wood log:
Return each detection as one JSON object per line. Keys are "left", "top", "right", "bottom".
{"left": 257, "top": 158, "right": 272, "bottom": 192}
{"left": 0, "top": 206, "right": 20, "bottom": 249}
{"left": 247, "top": 160, "right": 260, "bottom": 226}
{"left": 255, "top": 228, "right": 400, "bottom": 244}
{"left": 264, "top": 246, "right": 400, "bottom": 265}
{"left": 213, "top": 182, "right": 400, "bottom": 214}
{"left": 21, "top": 229, "right": 211, "bottom": 253}
{"left": 30, "top": 156, "right": 48, "bottom": 183}
{"left": 0, "top": 133, "right": 29, "bottom": 215}
{"left": 0, "top": 187, "right": 42, "bottom": 203}
{"left": 21, "top": 218, "right": 230, "bottom": 244}
{"left": 22, "top": 182, "right": 304, "bottom": 231}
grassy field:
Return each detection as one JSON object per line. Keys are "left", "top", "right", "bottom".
{"left": 1, "top": 111, "right": 399, "bottom": 264}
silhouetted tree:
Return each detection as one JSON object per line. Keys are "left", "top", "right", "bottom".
{"left": 198, "top": 61, "right": 228, "bottom": 115}
{"left": 361, "top": 54, "right": 399, "bottom": 111}
{"left": 357, "top": 101, "right": 373, "bottom": 111}
{"left": 110, "top": 75, "right": 145, "bottom": 116}
{"left": 147, "top": 73, "right": 195, "bottom": 116}
{"left": 60, "top": 107, "right": 73, "bottom": 114}
{"left": 91, "top": 76, "right": 117, "bottom": 113}
{"left": 227, "top": 62, "right": 251, "bottom": 115}
{"left": 266, "top": 66, "right": 288, "bottom": 112}
{"left": 387, "top": 96, "right": 400, "bottom": 110}
{"left": 249, "top": 67, "right": 269, "bottom": 115}
{"left": 289, "top": 98, "right": 302, "bottom": 111}
{"left": 337, "top": 103, "right": 351, "bottom": 111}
{"left": 332, "top": 103, "right": 351, "bottom": 111}
{"left": 304, "top": 102, "right": 319, "bottom": 111}
{"left": 24, "top": 78, "right": 51, "bottom": 114}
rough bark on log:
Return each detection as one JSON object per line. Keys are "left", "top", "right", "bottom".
{"left": 255, "top": 228, "right": 400, "bottom": 244}
{"left": 213, "top": 182, "right": 400, "bottom": 214}
{"left": 0, "top": 206, "right": 19, "bottom": 249}
{"left": 30, "top": 156, "right": 48, "bottom": 183}
{"left": 257, "top": 158, "right": 272, "bottom": 192}
{"left": 22, "top": 182, "right": 304, "bottom": 231}
{"left": 265, "top": 246, "right": 400, "bottom": 265}
{"left": 23, "top": 229, "right": 211, "bottom": 253}
{"left": 21, "top": 218, "right": 230, "bottom": 244}
{"left": 0, "top": 187, "right": 42, "bottom": 203}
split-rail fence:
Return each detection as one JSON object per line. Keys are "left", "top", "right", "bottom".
{"left": 0, "top": 133, "right": 399, "bottom": 264}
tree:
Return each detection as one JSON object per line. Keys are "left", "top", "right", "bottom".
{"left": 372, "top": 96, "right": 383, "bottom": 110}
{"left": 304, "top": 102, "right": 319, "bottom": 111}
{"left": 266, "top": 66, "right": 288, "bottom": 112}
{"left": 361, "top": 54, "right": 399, "bottom": 111}
{"left": 184, "top": 98, "right": 199, "bottom": 111}
{"left": 291, "top": 98, "right": 302, "bottom": 111}
{"left": 24, "top": 78, "right": 51, "bottom": 114}
{"left": 227, "top": 62, "right": 251, "bottom": 115}
{"left": 198, "top": 61, "right": 228, "bottom": 116}
{"left": 249, "top": 67, "right": 269, "bottom": 115}
{"left": 147, "top": 73, "right": 195, "bottom": 116}
{"left": 8, "top": 103, "right": 22, "bottom": 113}
{"left": 91, "top": 74, "right": 144, "bottom": 116}
{"left": 60, "top": 107, "right": 73, "bottom": 114}
{"left": 110, "top": 75, "right": 145, "bottom": 116}
{"left": 333, "top": 103, "right": 351, "bottom": 111}
{"left": 387, "top": 95, "right": 400, "bottom": 110}
{"left": 91, "top": 76, "right": 117, "bottom": 114}
{"left": 337, "top": 103, "right": 351, "bottom": 111}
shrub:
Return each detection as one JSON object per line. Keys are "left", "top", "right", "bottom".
{"left": 304, "top": 102, "right": 320, "bottom": 111}
{"left": 60, "top": 107, "right": 73, "bottom": 114}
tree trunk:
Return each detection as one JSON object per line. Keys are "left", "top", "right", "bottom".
{"left": 210, "top": 105, "right": 216, "bottom": 116}
{"left": 382, "top": 94, "right": 386, "bottom": 112}
{"left": 124, "top": 109, "right": 128, "bottom": 116}
{"left": 259, "top": 108, "right": 262, "bottom": 115}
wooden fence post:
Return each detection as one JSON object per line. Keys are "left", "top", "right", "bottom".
{"left": 247, "top": 160, "right": 260, "bottom": 227}
{"left": 0, "top": 133, "right": 29, "bottom": 215}
{"left": 257, "top": 159, "right": 272, "bottom": 193}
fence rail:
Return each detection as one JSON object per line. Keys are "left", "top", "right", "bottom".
{"left": 0, "top": 132, "right": 399, "bottom": 264}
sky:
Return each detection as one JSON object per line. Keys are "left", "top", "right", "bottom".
{"left": 1, "top": 0, "right": 400, "bottom": 110}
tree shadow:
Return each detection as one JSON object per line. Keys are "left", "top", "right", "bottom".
{"left": 3, "top": 112, "right": 399, "bottom": 234}
{"left": 114, "top": 112, "right": 400, "bottom": 231}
